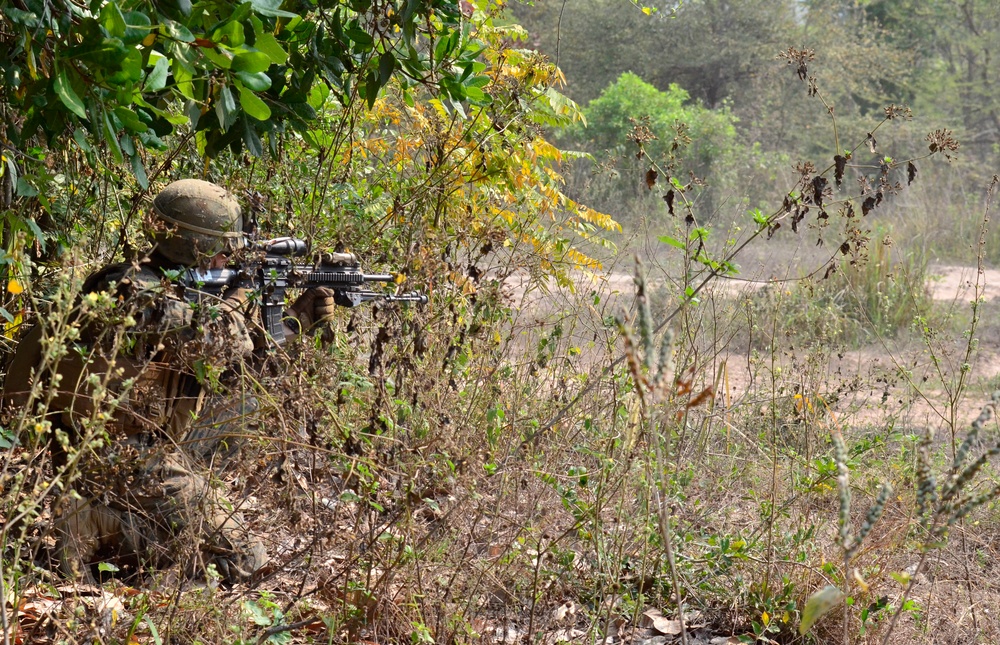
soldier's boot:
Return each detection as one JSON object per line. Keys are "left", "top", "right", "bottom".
{"left": 196, "top": 509, "right": 268, "bottom": 584}
{"left": 152, "top": 454, "right": 267, "bottom": 585}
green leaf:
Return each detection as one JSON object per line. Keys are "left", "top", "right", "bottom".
{"left": 122, "top": 11, "right": 152, "bottom": 45}
{"left": 107, "top": 49, "right": 144, "bottom": 84}
{"left": 99, "top": 3, "right": 127, "bottom": 38}
{"left": 235, "top": 71, "right": 271, "bottom": 91}
{"left": 658, "top": 235, "right": 685, "bottom": 250}
{"left": 301, "top": 129, "right": 332, "bottom": 150}
{"left": 254, "top": 32, "right": 288, "bottom": 64}
{"left": 434, "top": 30, "right": 458, "bottom": 62}
{"left": 64, "top": 38, "right": 129, "bottom": 67}
{"left": 345, "top": 26, "right": 374, "bottom": 48}
{"left": 307, "top": 82, "right": 329, "bottom": 110}
{"left": 231, "top": 51, "right": 270, "bottom": 73}
{"left": 228, "top": 2, "right": 253, "bottom": 25}
{"left": 144, "top": 616, "right": 163, "bottom": 645}
{"left": 243, "top": 600, "right": 272, "bottom": 626}
{"left": 213, "top": 20, "right": 245, "bottom": 48}
{"left": 163, "top": 20, "right": 195, "bottom": 43}
{"left": 23, "top": 217, "right": 46, "bottom": 251}
{"left": 144, "top": 56, "right": 169, "bottom": 91}
{"left": 217, "top": 85, "right": 238, "bottom": 131}
{"left": 378, "top": 52, "right": 395, "bottom": 86}
{"left": 131, "top": 153, "right": 148, "bottom": 189}
{"left": 364, "top": 71, "right": 377, "bottom": 108}
{"left": 54, "top": 71, "right": 88, "bottom": 119}
{"left": 249, "top": 0, "right": 298, "bottom": 18}
{"left": 241, "top": 116, "right": 263, "bottom": 157}
{"left": 15, "top": 179, "right": 38, "bottom": 198}
{"left": 114, "top": 106, "right": 146, "bottom": 133}
{"left": 172, "top": 59, "right": 195, "bottom": 99}
{"left": 889, "top": 571, "right": 911, "bottom": 586}
{"left": 98, "top": 562, "right": 120, "bottom": 573}
{"left": 5, "top": 8, "right": 39, "bottom": 28}
{"left": 239, "top": 85, "right": 271, "bottom": 120}
{"left": 202, "top": 46, "right": 233, "bottom": 70}
{"left": 3, "top": 154, "right": 19, "bottom": 183}
{"left": 103, "top": 111, "right": 124, "bottom": 164}
{"left": 799, "top": 585, "right": 845, "bottom": 635}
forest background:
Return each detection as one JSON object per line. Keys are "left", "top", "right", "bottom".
{"left": 2, "top": 0, "right": 1000, "bottom": 643}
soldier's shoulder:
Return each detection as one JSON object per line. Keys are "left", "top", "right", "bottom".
{"left": 83, "top": 262, "right": 166, "bottom": 294}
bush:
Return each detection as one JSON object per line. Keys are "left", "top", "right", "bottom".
{"left": 559, "top": 73, "right": 771, "bottom": 227}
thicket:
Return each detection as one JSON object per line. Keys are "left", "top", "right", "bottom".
{"left": 2, "top": 1, "right": 1000, "bottom": 644}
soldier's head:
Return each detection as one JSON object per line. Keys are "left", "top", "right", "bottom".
{"left": 150, "top": 179, "right": 244, "bottom": 266}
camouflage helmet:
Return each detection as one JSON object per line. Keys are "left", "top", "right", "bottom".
{"left": 150, "top": 179, "right": 244, "bottom": 265}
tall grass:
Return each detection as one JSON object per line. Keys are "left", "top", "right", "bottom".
{"left": 749, "top": 229, "right": 931, "bottom": 348}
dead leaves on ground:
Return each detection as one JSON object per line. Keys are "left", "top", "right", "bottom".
{"left": 5, "top": 583, "right": 130, "bottom": 645}
{"left": 477, "top": 601, "right": 734, "bottom": 645}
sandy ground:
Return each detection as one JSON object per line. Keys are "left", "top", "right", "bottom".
{"left": 507, "top": 261, "right": 1000, "bottom": 432}
{"left": 927, "top": 264, "right": 1000, "bottom": 303}
{"left": 508, "top": 262, "right": 1000, "bottom": 308}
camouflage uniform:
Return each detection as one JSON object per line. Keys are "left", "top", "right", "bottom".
{"left": 59, "top": 258, "right": 264, "bottom": 583}
{"left": 2, "top": 180, "right": 334, "bottom": 584}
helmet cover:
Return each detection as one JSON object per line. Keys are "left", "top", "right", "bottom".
{"left": 151, "top": 179, "right": 244, "bottom": 265}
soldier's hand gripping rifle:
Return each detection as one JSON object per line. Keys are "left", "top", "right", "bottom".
{"left": 180, "top": 237, "right": 427, "bottom": 345}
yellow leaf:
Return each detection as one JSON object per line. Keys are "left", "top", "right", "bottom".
{"left": 642, "top": 6, "right": 652, "bottom": 15}
{"left": 762, "top": 611, "right": 770, "bottom": 626}
{"left": 8, "top": 279, "right": 23, "bottom": 295}
{"left": 799, "top": 585, "right": 845, "bottom": 635}
{"left": 142, "top": 33, "right": 156, "bottom": 46}
{"left": 4, "top": 312, "right": 22, "bottom": 340}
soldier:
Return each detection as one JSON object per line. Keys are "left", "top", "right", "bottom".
{"left": 2, "top": 179, "right": 335, "bottom": 584}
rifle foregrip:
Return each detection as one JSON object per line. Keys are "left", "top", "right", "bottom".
{"left": 291, "top": 269, "right": 393, "bottom": 287}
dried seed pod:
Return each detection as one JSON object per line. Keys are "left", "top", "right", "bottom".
{"left": 849, "top": 482, "right": 892, "bottom": 558}
{"left": 832, "top": 430, "right": 852, "bottom": 549}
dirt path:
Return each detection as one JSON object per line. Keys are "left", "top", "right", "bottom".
{"left": 927, "top": 264, "right": 1000, "bottom": 302}
{"left": 509, "top": 263, "right": 1000, "bottom": 308}
{"left": 508, "top": 263, "right": 1000, "bottom": 432}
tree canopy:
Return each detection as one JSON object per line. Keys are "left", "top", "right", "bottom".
{"left": 1, "top": 1, "right": 493, "bottom": 174}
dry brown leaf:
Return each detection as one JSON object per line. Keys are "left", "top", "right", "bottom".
{"left": 541, "top": 628, "right": 585, "bottom": 645}
{"left": 552, "top": 600, "right": 578, "bottom": 621}
{"left": 640, "top": 608, "right": 682, "bottom": 635}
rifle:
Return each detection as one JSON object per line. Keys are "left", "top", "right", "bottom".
{"left": 179, "top": 237, "right": 427, "bottom": 345}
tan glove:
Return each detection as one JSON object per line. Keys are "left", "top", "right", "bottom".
{"left": 286, "top": 287, "right": 337, "bottom": 332}
{"left": 221, "top": 287, "right": 251, "bottom": 313}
